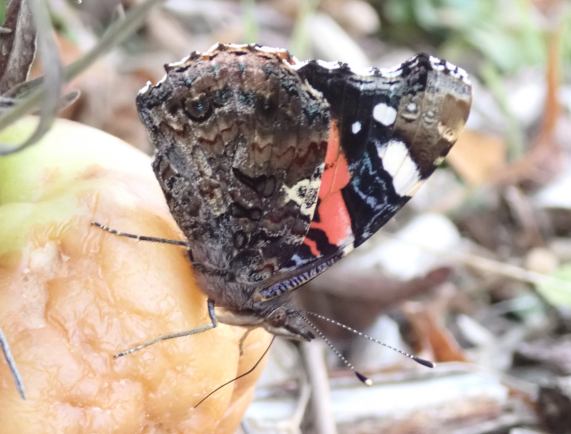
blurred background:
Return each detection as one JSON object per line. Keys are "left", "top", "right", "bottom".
{"left": 2, "top": 0, "right": 571, "bottom": 433}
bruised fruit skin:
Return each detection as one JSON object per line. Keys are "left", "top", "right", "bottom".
{"left": 0, "top": 118, "right": 271, "bottom": 434}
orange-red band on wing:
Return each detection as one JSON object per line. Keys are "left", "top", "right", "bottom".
{"left": 303, "top": 121, "right": 353, "bottom": 256}
{"left": 319, "top": 121, "right": 351, "bottom": 199}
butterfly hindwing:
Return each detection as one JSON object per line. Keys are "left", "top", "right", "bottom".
{"left": 137, "top": 44, "right": 330, "bottom": 305}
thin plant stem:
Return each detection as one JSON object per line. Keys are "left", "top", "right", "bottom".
{"left": 0, "top": 0, "right": 163, "bottom": 154}
{"left": 0, "top": 0, "right": 64, "bottom": 155}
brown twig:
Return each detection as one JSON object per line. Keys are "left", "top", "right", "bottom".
{"left": 495, "top": 15, "right": 563, "bottom": 186}
{"left": 301, "top": 341, "right": 338, "bottom": 434}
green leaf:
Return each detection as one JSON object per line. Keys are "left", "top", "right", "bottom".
{"left": 241, "top": 0, "right": 258, "bottom": 44}
{"left": 289, "top": 0, "right": 319, "bottom": 59}
{"left": 536, "top": 263, "right": 571, "bottom": 309}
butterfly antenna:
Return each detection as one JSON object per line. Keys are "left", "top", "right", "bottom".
{"left": 194, "top": 336, "right": 276, "bottom": 408}
{"left": 91, "top": 222, "right": 190, "bottom": 248}
{"left": 297, "top": 312, "right": 373, "bottom": 386}
{"left": 305, "top": 311, "right": 434, "bottom": 369}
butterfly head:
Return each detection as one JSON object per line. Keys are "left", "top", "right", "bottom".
{"left": 215, "top": 300, "right": 315, "bottom": 341}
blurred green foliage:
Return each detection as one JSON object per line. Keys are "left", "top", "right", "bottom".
{"left": 0, "top": 1, "right": 6, "bottom": 25}
{"left": 375, "top": 0, "right": 571, "bottom": 74}
{"left": 536, "top": 264, "right": 571, "bottom": 309}
{"left": 241, "top": 0, "right": 258, "bottom": 44}
{"left": 239, "top": 0, "right": 319, "bottom": 58}
{"left": 289, "top": 0, "right": 320, "bottom": 58}
{"left": 372, "top": 0, "right": 571, "bottom": 157}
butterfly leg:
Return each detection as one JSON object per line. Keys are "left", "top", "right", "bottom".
{"left": 238, "top": 328, "right": 254, "bottom": 356}
{"left": 114, "top": 299, "right": 218, "bottom": 358}
{"left": 91, "top": 221, "right": 190, "bottom": 248}
{"left": 0, "top": 328, "right": 26, "bottom": 399}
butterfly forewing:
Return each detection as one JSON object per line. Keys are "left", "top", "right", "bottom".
{"left": 259, "top": 54, "right": 472, "bottom": 300}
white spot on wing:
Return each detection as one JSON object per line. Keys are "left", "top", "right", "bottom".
{"left": 317, "top": 59, "right": 341, "bottom": 70}
{"left": 373, "top": 103, "right": 397, "bottom": 126}
{"left": 155, "top": 74, "right": 169, "bottom": 87}
{"left": 429, "top": 55, "right": 470, "bottom": 84}
{"left": 167, "top": 54, "right": 191, "bottom": 69}
{"left": 377, "top": 139, "right": 421, "bottom": 196}
{"left": 451, "top": 66, "right": 470, "bottom": 82}
{"left": 348, "top": 65, "right": 375, "bottom": 76}
{"left": 351, "top": 121, "right": 362, "bottom": 134}
{"left": 138, "top": 81, "right": 152, "bottom": 95}
{"left": 206, "top": 42, "right": 223, "bottom": 53}
{"left": 288, "top": 254, "right": 305, "bottom": 267}
{"left": 281, "top": 176, "right": 322, "bottom": 216}
{"left": 255, "top": 44, "right": 286, "bottom": 54}
{"left": 429, "top": 55, "right": 445, "bottom": 71}
{"left": 378, "top": 66, "right": 402, "bottom": 79}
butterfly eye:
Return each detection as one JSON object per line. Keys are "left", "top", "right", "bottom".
{"left": 184, "top": 94, "right": 212, "bottom": 122}
{"left": 267, "top": 308, "right": 287, "bottom": 326}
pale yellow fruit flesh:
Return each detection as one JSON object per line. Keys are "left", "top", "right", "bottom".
{"left": 0, "top": 118, "right": 271, "bottom": 434}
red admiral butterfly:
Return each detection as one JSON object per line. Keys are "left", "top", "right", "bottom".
{"left": 96, "top": 43, "right": 471, "bottom": 379}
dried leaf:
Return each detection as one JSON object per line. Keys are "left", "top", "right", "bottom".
{"left": 447, "top": 129, "right": 507, "bottom": 186}
{"left": 0, "top": 0, "right": 36, "bottom": 94}
{"left": 403, "top": 301, "right": 468, "bottom": 363}
{"left": 496, "top": 21, "right": 564, "bottom": 186}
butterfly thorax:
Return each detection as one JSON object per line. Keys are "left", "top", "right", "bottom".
{"left": 191, "top": 262, "right": 314, "bottom": 339}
